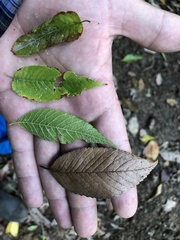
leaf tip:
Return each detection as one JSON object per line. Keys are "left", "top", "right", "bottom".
{"left": 40, "top": 165, "right": 50, "bottom": 170}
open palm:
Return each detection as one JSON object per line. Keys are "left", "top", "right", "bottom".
{"left": 0, "top": 0, "right": 180, "bottom": 237}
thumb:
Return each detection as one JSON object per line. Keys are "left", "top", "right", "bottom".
{"left": 114, "top": 0, "right": 180, "bottom": 52}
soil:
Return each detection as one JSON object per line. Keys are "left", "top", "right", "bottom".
{"left": 0, "top": 1, "right": 180, "bottom": 240}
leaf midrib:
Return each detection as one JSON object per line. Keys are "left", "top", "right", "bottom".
{"left": 15, "top": 77, "right": 56, "bottom": 83}
{"left": 19, "top": 121, "right": 104, "bottom": 140}
{"left": 52, "top": 167, "right": 154, "bottom": 174}
{"left": 16, "top": 21, "right": 81, "bottom": 51}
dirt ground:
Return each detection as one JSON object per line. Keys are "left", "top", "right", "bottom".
{"left": 0, "top": 1, "right": 180, "bottom": 240}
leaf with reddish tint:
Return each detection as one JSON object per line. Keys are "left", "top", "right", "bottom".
{"left": 12, "top": 11, "right": 84, "bottom": 56}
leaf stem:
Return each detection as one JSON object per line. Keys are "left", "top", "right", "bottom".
{"left": 82, "top": 20, "right": 91, "bottom": 23}
{"left": 9, "top": 122, "right": 17, "bottom": 126}
{"left": 4, "top": 73, "right": 13, "bottom": 79}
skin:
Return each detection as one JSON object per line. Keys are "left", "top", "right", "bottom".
{"left": 0, "top": 0, "right": 180, "bottom": 237}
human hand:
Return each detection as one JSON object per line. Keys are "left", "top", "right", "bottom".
{"left": 0, "top": 0, "right": 180, "bottom": 237}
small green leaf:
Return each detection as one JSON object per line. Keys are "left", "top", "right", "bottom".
{"left": 12, "top": 108, "right": 116, "bottom": 147}
{"left": 12, "top": 11, "right": 84, "bottom": 56}
{"left": 140, "top": 135, "right": 156, "bottom": 143}
{"left": 27, "top": 225, "right": 38, "bottom": 232}
{"left": 61, "top": 71, "right": 105, "bottom": 96}
{"left": 12, "top": 66, "right": 104, "bottom": 102}
{"left": 12, "top": 65, "right": 62, "bottom": 102}
{"left": 39, "top": 235, "right": 47, "bottom": 240}
{"left": 122, "top": 54, "right": 143, "bottom": 63}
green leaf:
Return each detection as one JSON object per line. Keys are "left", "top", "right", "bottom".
{"left": 12, "top": 65, "right": 62, "bottom": 102}
{"left": 12, "top": 66, "right": 104, "bottom": 102}
{"left": 39, "top": 235, "right": 47, "bottom": 240}
{"left": 122, "top": 54, "right": 143, "bottom": 63}
{"left": 140, "top": 135, "right": 156, "bottom": 143}
{"left": 61, "top": 71, "right": 105, "bottom": 97}
{"left": 12, "top": 11, "right": 84, "bottom": 56}
{"left": 12, "top": 108, "right": 116, "bottom": 147}
{"left": 27, "top": 225, "right": 38, "bottom": 232}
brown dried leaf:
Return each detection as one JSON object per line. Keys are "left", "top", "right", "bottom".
{"left": 50, "top": 147, "right": 157, "bottom": 198}
{"left": 121, "top": 97, "right": 136, "bottom": 112}
{"left": 143, "top": 140, "right": 159, "bottom": 161}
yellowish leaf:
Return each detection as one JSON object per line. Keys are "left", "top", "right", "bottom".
{"left": 121, "top": 97, "right": 136, "bottom": 112}
{"left": 138, "top": 78, "right": 145, "bottom": 91}
{"left": 140, "top": 135, "right": 156, "bottom": 143}
{"left": 148, "top": 184, "right": 163, "bottom": 202}
{"left": 5, "top": 221, "right": 19, "bottom": 238}
{"left": 160, "top": 0, "right": 166, "bottom": 5}
{"left": 166, "top": 98, "right": 178, "bottom": 107}
{"left": 143, "top": 140, "right": 159, "bottom": 161}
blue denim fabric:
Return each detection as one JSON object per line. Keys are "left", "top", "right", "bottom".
{"left": 0, "top": 1, "right": 23, "bottom": 154}
{"left": 0, "top": 0, "right": 23, "bottom": 36}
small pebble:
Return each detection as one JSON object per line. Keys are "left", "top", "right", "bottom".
{"left": 149, "top": 118, "right": 156, "bottom": 130}
{"left": 139, "top": 128, "right": 148, "bottom": 137}
{"left": 160, "top": 150, "right": 180, "bottom": 163}
{"left": 161, "top": 169, "right": 170, "bottom": 182}
{"left": 156, "top": 73, "right": 163, "bottom": 86}
{"left": 128, "top": 116, "right": 139, "bottom": 136}
{"left": 163, "top": 199, "right": 177, "bottom": 212}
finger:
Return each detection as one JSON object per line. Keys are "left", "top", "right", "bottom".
{"left": 93, "top": 98, "right": 138, "bottom": 218}
{"left": 68, "top": 193, "right": 97, "bottom": 238}
{"left": 8, "top": 125, "right": 43, "bottom": 207}
{"left": 61, "top": 140, "right": 97, "bottom": 238}
{"left": 112, "top": 188, "right": 138, "bottom": 218}
{"left": 116, "top": 0, "right": 180, "bottom": 52}
{"left": 34, "top": 138, "right": 72, "bottom": 229}
{"left": 93, "top": 98, "right": 131, "bottom": 152}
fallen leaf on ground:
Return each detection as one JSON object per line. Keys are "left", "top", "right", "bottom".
{"left": 160, "top": 0, "right": 166, "bottom": 5}
{"left": 143, "top": 140, "right": 159, "bottom": 161}
{"left": 50, "top": 147, "right": 158, "bottom": 198}
{"left": 122, "top": 54, "right": 143, "bottom": 63}
{"left": 138, "top": 78, "right": 145, "bottom": 91}
{"left": 27, "top": 225, "right": 38, "bottom": 232}
{"left": 121, "top": 97, "right": 136, "bottom": 112}
{"left": 140, "top": 135, "right": 156, "bottom": 143}
{"left": 166, "top": 98, "right": 178, "bottom": 106}
{"left": 148, "top": 184, "right": 163, "bottom": 202}
{"left": 5, "top": 221, "right": 19, "bottom": 238}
